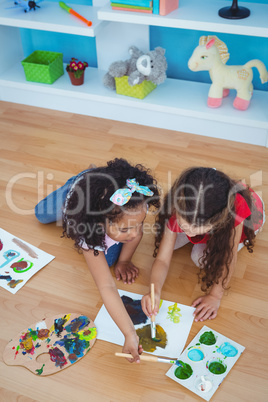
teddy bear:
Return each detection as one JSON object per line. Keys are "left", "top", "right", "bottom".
{"left": 103, "top": 46, "right": 167, "bottom": 90}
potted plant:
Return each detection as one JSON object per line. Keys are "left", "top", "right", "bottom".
{"left": 66, "top": 58, "right": 88, "bottom": 86}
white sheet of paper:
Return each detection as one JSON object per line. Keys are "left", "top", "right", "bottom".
{"left": 166, "top": 325, "right": 245, "bottom": 401}
{"left": 94, "top": 289, "right": 195, "bottom": 358}
{"left": 0, "top": 228, "right": 55, "bottom": 294}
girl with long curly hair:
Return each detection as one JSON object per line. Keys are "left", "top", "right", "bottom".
{"left": 35, "top": 158, "right": 160, "bottom": 363}
{"left": 141, "top": 167, "right": 264, "bottom": 323}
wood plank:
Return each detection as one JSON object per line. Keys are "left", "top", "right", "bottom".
{"left": 0, "top": 101, "right": 267, "bottom": 402}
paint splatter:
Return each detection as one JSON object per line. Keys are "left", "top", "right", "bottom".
{"left": 55, "top": 336, "right": 90, "bottom": 363}
{"left": 37, "top": 329, "right": 50, "bottom": 340}
{"left": 167, "top": 303, "right": 182, "bottom": 323}
{"left": 0, "top": 239, "right": 3, "bottom": 251}
{"left": 121, "top": 295, "right": 148, "bottom": 325}
{"left": 217, "top": 342, "right": 238, "bottom": 357}
{"left": 136, "top": 324, "right": 167, "bottom": 352}
{"left": 77, "top": 327, "right": 97, "bottom": 341}
{"left": 36, "top": 364, "right": 45, "bottom": 375}
{"left": 7, "top": 279, "right": 23, "bottom": 288}
{"left": 174, "top": 361, "right": 193, "bottom": 380}
{"left": 65, "top": 315, "right": 90, "bottom": 334}
{"left": 49, "top": 347, "right": 68, "bottom": 368}
{"left": 199, "top": 331, "right": 216, "bottom": 345}
{"left": 13, "top": 345, "right": 20, "bottom": 359}
{"left": 54, "top": 315, "right": 69, "bottom": 337}
{"left": 0, "top": 275, "right": 12, "bottom": 282}
{"left": 11, "top": 258, "right": 33, "bottom": 273}
{"left": 12, "top": 238, "right": 38, "bottom": 259}
{"left": 10, "top": 260, "right": 28, "bottom": 270}
{"left": 0, "top": 250, "right": 20, "bottom": 269}
{"left": 20, "top": 333, "right": 35, "bottom": 354}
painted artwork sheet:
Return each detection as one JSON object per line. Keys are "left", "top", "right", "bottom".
{"left": 94, "top": 289, "right": 195, "bottom": 359}
{"left": 166, "top": 325, "right": 245, "bottom": 401}
{"left": 0, "top": 228, "right": 55, "bottom": 294}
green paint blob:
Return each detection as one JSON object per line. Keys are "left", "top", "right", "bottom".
{"left": 174, "top": 361, "right": 193, "bottom": 380}
{"left": 199, "top": 331, "right": 216, "bottom": 345}
{"left": 208, "top": 361, "right": 227, "bottom": 375}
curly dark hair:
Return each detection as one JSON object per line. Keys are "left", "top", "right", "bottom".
{"left": 62, "top": 158, "right": 160, "bottom": 254}
{"left": 154, "top": 167, "right": 260, "bottom": 292}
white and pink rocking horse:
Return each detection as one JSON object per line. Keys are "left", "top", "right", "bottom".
{"left": 188, "top": 36, "right": 268, "bottom": 110}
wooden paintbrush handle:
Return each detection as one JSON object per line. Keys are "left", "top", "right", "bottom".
{"left": 115, "top": 353, "right": 158, "bottom": 362}
{"left": 151, "top": 283, "right": 155, "bottom": 310}
{"left": 151, "top": 283, "right": 155, "bottom": 322}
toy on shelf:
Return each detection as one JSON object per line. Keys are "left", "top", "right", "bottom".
{"left": 188, "top": 35, "right": 268, "bottom": 111}
{"left": 6, "top": 0, "right": 42, "bottom": 12}
{"left": 103, "top": 45, "right": 167, "bottom": 99}
{"left": 59, "top": 1, "right": 92, "bottom": 26}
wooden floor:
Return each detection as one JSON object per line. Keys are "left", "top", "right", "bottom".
{"left": 0, "top": 101, "right": 267, "bottom": 402}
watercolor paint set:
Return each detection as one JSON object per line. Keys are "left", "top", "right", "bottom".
{"left": 166, "top": 325, "right": 245, "bottom": 401}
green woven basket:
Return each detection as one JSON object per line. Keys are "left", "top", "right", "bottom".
{"left": 115, "top": 76, "right": 156, "bottom": 99}
{"left": 21, "top": 51, "right": 64, "bottom": 84}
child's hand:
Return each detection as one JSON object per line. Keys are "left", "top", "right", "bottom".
{"left": 114, "top": 261, "right": 139, "bottom": 284}
{"left": 141, "top": 293, "right": 160, "bottom": 317}
{"left": 191, "top": 294, "right": 221, "bottom": 322}
{"left": 123, "top": 332, "right": 143, "bottom": 363}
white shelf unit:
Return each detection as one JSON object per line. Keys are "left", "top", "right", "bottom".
{"left": 98, "top": 0, "right": 268, "bottom": 38}
{"left": 0, "top": 1, "right": 103, "bottom": 36}
{"left": 0, "top": 0, "right": 268, "bottom": 146}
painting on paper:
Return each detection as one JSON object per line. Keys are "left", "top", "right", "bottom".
{"left": 166, "top": 325, "right": 245, "bottom": 401}
{"left": 94, "top": 289, "right": 195, "bottom": 359}
{"left": 0, "top": 228, "right": 55, "bottom": 294}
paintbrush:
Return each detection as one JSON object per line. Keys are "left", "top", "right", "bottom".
{"left": 115, "top": 353, "right": 176, "bottom": 364}
{"left": 151, "top": 283, "right": 157, "bottom": 340}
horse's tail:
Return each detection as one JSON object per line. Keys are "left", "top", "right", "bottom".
{"left": 244, "top": 59, "right": 268, "bottom": 84}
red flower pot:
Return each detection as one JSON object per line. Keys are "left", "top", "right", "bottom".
{"left": 67, "top": 70, "right": 84, "bottom": 86}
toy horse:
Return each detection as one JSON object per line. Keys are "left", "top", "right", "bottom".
{"left": 188, "top": 35, "right": 268, "bottom": 110}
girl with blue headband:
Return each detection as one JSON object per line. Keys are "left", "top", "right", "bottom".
{"left": 35, "top": 158, "right": 160, "bottom": 363}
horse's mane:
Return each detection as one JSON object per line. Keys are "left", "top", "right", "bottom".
{"left": 199, "top": 35, "right": 230, "bottom": 64}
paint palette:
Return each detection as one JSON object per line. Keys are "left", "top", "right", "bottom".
{"left": 166, "top": 325, "right": 245, "bottom": 401}
{"left": 3, "top": 313, "right": 97, "bottom": 376}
